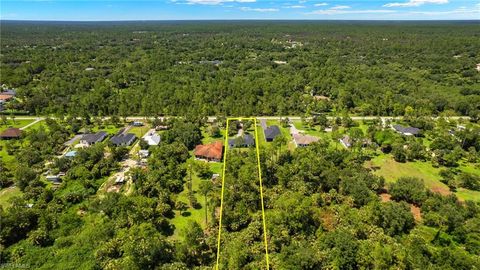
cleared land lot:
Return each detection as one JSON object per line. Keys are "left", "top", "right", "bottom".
{"left": 368, "top": 154, "right": 480, "bottom": 202}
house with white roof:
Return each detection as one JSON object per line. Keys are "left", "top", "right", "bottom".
{"left": 142, "top": 131, "right": 161, "bottom": 146}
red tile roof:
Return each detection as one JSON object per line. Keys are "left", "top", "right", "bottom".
{"left": 0, "top": 128, "right": 22, "bottom": 138}
{"left": 194, "top": 141, "right": 223, "bottom": 161}
{"left": 0, "top": 94, "right": 14, "bottom": 101}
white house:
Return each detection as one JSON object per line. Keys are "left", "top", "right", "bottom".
{"left": 142, "top": 131, "right": 161, "bottom": 146}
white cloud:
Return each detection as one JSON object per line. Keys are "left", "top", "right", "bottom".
{"left": 240, "top": 7, "right": 279, "bottom": 12}
{"left": 185, "top": 0, "right": 255, "bottom": 5}
{"left": 330, "top": 5, "right": 350, "bottom": 10}
{"left": 410, "top": 6, "right": 479, "bottom": 15}
{"left": 314, "top": 3, "right": 328, "bottom": 7}
{"left": 383, "top": 0, "right": 448, "bottom": 8}
{"left": 285, "top": 5, "right": 306, "bottom": 8}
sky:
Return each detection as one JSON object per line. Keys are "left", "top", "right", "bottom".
{"left": 1, "top": 0, "right": 479, "bottom": 21}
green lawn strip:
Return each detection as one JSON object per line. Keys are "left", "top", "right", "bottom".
{"left": 0, "top": 119, "right": 34, "bottom": 132}
{"left": 0, "top": 140, "right": 16, "bottom": 163}
{"left": 128, "top": 126, "right": 150, "bottom": 138}
{"left": 24, "top": 120, "right": 46, "bottom": 130}
{"left": 0, "top": 186, "right": 22, "bottom": 208}
{"left": 455, "top": 188, "right": 480, "bottom": 202}
{"left": 458, "top": 162, "right": 480, "bottom": 176}
{"left": 92, "top": 125, "right": 122, "bottom": 135}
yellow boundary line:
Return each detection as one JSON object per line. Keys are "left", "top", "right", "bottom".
{"left": 215, "top": 117, "right": 270, "bottom": 270}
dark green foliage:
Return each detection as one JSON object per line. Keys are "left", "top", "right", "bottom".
{"left": 2, "top": 22, "right": 479, "bottom": 117}
{"left": 370, "top": 201, "right": 415, "bottom": 236}
{"left": 162, "top": 120, "right": 202, "bottom": 150}
{"left": 390, "top": 177, "right": 427, "bottom": 205}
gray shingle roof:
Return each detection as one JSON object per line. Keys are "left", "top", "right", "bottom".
{"left": 393, "top": 124, "right": 421, "bottom": 135}
{"left": 264, "top": 125, "right": 281, "bottom": 141}
{"left": 228, "top": 134, "right": 255, "bottom": 148}
{"left": 110, "top": 133, "right": 136, "bottom": 146}
{"left": 81, "top": 131, "right": 107, "bottom": 144}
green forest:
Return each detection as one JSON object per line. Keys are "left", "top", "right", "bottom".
{"left": 0, "top": 21, "right": 480, "bottom": 269}
{"left": 1, "top": 21, "right": 480, "bottom": 117}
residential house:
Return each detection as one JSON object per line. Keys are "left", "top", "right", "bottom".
{"left": 142, "top": 131, "right": 161, "bottom": 146}
{"left": 339, "top": 135, "right": 371, "bottom": 149}
{"left": 340, "top": 135, "right": 352, "bottom": 148}
{"left": 194, "top": 141, "right": 223, "bottom": 162}
{"left": 264, "top": 125, "right": 281, "bottom": 142}
{"left": 110, "top": 133, "right": 136, "bottom": 146}
{"left": 46, "top": 175, "right": 61, "bottom": 184}
{"left": 392, "top": 124, "right": 421, "bottom": 136}
{"left": 0, "top": 94, "right": 14, "bottom": 103}
{"left": 0, "top": 128, "right": 22, "bottom": 140}
{"left": 228, "top": 134, "right": 255, "bottom": 148}
{"left": 293, "top": 134, "right": 319, "bottom": 147}
{"left": 80, "top": 131, "right": 108, "bottom": 146}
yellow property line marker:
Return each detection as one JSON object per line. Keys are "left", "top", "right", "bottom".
{"left": 215, "top": 117, "right": 270, "bottom": 270}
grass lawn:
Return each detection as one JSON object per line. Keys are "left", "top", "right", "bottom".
{"left": 128, "top": 125, "right": 150, "bottom": 138}
{"left": 92, "top": 124, "right": 122, "bottom": 135}
{"left": 367, "top": 154, "right": 480, "bottom": 202}
{"left": 0, "top": 119, "right": 34, "bottom": 132}
{"left": 24, "top": 120, "right": 46, "bottom": 130}
{"left": 459, "top": 162, "right": 480, "bottom": 176}
{"left": 170, "top": 158, "right": 222, "bottom": 239}
{"left": 0, "top": 186, "right": 22, "bottom": 208}
{"left": 201, "top": 126, "right": 225, "bottom": 144}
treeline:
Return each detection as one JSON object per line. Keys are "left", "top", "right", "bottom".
{"left": 1, "top": 21, "right": 479, "bottom": 117}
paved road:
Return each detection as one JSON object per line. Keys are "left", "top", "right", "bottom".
{"left": 259, "top": 119, "right": 267, "bottom": 130}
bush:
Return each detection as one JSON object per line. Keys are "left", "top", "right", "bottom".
{"left": 390, "top": 177, "right": 426, "bottom": 205}
{"left": 458, "top": 173, "right": 480, "bottom": 191}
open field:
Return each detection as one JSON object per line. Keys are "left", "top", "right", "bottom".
{"left": 0, "top": 186, "right": 22, "bottom": 208}
{"left": 367, "top": 154, "right": 480, "bottom": 202}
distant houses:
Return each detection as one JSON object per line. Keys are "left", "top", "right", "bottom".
{"left": 142, "top": 131, "right": 161, "bottom": 146}
{"left": 293, "top": 134, "right": 319, "bottom": 147}
{"left": 264, "top": 125, "right": 281, "bottom": 142}
{"left": 0, "top": 90, "right": 16, "bottom": 112}
{"left": 80, "top": 131, "right": 107, "bottom": 146}
{"left": 229, "top": 134, "right": 255, "bottom": 148}
{"left": 110, "top": 133, "right": 136, "bottom": 147}
{"left": 392, "top": 124, "right": 421, "bottom": 136}
{"left": 131, "top": 121, "right": 144, "bottom": 127}
{"left": 0, "top": 128, "right": 22, "bottom": 140}
{"left": 194, "top": 141, "right": 223, "bottom": 162}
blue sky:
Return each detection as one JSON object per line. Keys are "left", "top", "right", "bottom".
{"left": 1, "top": 0, "right": 479, "bottom": 20}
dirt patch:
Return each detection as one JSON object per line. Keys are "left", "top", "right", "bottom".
{"left": 410, "top": 204, "right": 422, "bottom": 222}
{"left": 380, "top": 193, "right": 392, "bottom": 202}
